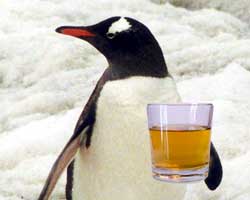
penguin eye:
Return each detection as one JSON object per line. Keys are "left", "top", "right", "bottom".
{"left": 106, "top": 32, "right": 116, "bottom": 39}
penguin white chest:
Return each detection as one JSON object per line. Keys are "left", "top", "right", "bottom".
{"left": 73, "top": 76, "right": 185, "bottom": 200}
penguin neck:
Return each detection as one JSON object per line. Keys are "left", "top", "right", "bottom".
{"left": 108, "top": 51, "right": 168, "bottom": 80}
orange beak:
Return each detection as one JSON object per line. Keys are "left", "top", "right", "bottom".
{"left": 55, "top": 26, "right": 95, "bottom": 37}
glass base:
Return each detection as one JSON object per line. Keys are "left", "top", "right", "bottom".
{"left": 152, "top": 165, "right": 208, "bottom": 183}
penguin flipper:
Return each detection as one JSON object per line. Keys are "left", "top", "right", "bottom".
{"left": 38, "top": 110, "right": 95, "bottom": 200}
{"left": 38, "top": 69, "right": 111, "bottom": 200}
{"left": 205, "top": 142, "right": 223, "bottom": 190}
{"left": 66, "top": 160, "right": 74, "bottom": 200}
{"left": 38, "top": 126, "right": 90, "bottom": 200}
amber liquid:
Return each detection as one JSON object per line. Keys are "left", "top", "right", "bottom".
{"left": 149, "top": 125, "right": 211, "bottom": 170}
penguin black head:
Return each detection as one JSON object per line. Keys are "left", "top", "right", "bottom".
{"left": 56, "top": 16, "right": 168, "bottom": 78}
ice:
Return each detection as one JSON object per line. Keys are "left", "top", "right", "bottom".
{"left": 0, "top": 0, "right": 250, "bottom": 199}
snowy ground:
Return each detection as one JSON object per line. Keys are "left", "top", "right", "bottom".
{"left": 0, "top": 0, "right": 250, "bottom": 199}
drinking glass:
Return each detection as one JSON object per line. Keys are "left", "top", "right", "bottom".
{"left": 147, "top": 103, "right": 213, "bottom": 182}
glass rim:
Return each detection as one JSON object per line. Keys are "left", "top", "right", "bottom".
{"left": 147, "top": 103, "right": 213, "bottom": 106}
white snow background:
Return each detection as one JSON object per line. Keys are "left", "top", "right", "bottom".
{"left": 0, "top": 0, "right": 250, "bottom": 199}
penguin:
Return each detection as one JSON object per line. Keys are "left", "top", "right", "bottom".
{"left": 38, "top": 16, "right": 222, "bottom": 200}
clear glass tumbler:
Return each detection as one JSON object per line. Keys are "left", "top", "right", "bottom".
{"left": 147, "top": 103, "right": 213, "bottom": 182}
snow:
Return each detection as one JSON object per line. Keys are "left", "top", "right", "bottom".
{"left": 165, "top": 0, "right": 250, "bottom": 25}
{"left": 108, "top": 17, "right": 132, "bottom": 35}
{"left": 179, "top": 64, "right": 250, "bottom": 199}
{"left": 0, "top": 0, "right": 250, "bottom": 199}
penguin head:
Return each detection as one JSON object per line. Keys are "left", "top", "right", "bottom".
{"left": 56, "top": 16, "right": 168, "bottom": 78}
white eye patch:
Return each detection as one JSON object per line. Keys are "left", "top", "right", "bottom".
{"left": 107, "top": 17, "right": 132, "bottom": 38}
